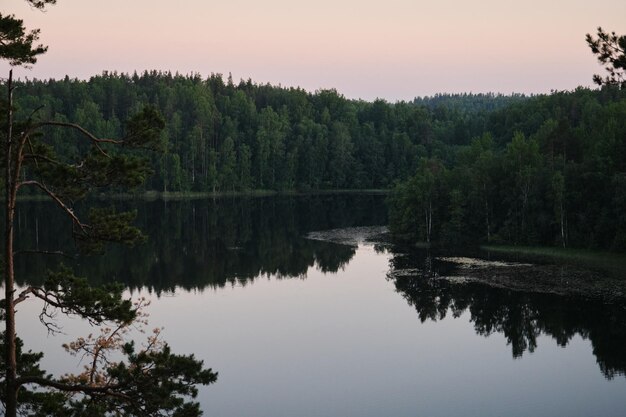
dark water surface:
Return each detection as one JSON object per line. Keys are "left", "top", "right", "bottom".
{"left": 12, "top": 194, "right": 626, "bottom": 417}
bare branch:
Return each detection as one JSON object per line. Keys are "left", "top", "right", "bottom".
{"left": 26, "top": 136, "right": 41, "bottom": 169}
{"left": 14, "top": 286, "right": 75, "bottom": 332}
{"left": 14, "top": 249, "right": 72, "bottom": 258}
{"left": 26, "top": 105, "right": 45, "bottom": 122}
{"left": 17, "top": 180, "right": 89, "bottom": 234}
{"left": 35, "top": 121, "right": 123, "bottom": 144}
{"left": 23, "top": 153, "right": 61, "bottom": 165}
{"left": 14, "top": 287, "right": 65, "bottom": 334}
{"left": 33, "top": 121, "right": 116, "bottom": 156}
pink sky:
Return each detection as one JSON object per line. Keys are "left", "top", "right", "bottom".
{"left": 2, "top": 0, "right": 625, "bottom": 101}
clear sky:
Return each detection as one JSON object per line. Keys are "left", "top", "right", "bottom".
{"left": 2, "top": 0, "right": 625, "bottom": 101}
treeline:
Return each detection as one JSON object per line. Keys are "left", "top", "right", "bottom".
{"left": 12, "top": 72, "right": 626, "bottom": 249}
{"left": 389, "top": 87, "right": 626, "bottom": 251}
{"left": 13, "top": 71, "right": 523, "bottom": 192}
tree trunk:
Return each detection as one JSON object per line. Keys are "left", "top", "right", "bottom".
{"left": 5, "top": 68, "right": 18, "bottom": 417}
{"left": 424, "top": 200, "right": 432, "bottom": 244}
{"left": 560, "top": 202, "right": 566, "bottom": 248}
{"left": 483, "top": 183, "right": 490, "bottom": 243}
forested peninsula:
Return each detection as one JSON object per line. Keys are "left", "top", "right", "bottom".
{"left": 13, "top": 72, "right": 626, "bottom": 250}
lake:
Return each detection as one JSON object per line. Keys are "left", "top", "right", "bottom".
{"left": 11, "top": 194, "right": 626, "bottom": 416}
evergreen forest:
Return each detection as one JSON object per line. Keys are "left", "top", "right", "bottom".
{"left": 14, "top": 72, "right": 528, "bottom": 192}
{"left": 11, "top": 72, "right": 626, "bottom": 250}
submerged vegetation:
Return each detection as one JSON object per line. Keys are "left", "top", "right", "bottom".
{"left": 482, "top": 245, "right": 626, "bottom": 276}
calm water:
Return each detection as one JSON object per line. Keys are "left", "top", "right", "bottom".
{"left": 11, "top": 195, "right": 626, "bottom": 416}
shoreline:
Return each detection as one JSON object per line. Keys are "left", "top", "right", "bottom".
{"left": 13, "top": 189, "right": 390, "bottom": 202}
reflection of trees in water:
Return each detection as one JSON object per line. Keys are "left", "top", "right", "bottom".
{"left": 389, "top": 251, "right": 626, "bottom": 379}
{"left": 13, "top": 195, "right": 386, "bottom": 292}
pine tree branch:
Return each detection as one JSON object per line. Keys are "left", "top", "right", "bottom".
{"left": 17, "top": 180, "right": 89, "bottom": 234}
{"left": 26, "top": 105, "right": 45, "bottom": 121}
{"left": 16, "top": 376, "right": 127, "bottom": 399}
{"left": 13, "top": 286, "right": 62, "bottom": 308}
{"left": 13, "top": 287, "right": 34, "bottom": 305}
{"left": 35, "top": 121, "right": 122, "bottom": 143}
{"left": 30, "top": 121, "right": 112, "bottom": 157}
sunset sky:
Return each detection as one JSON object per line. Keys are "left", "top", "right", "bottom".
{"left": 2, "top": 0, "right": 625, "bottom": 101}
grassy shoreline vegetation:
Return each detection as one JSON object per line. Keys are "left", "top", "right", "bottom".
{"left": 481, "top": 244, "right": 626, "bottom": 275}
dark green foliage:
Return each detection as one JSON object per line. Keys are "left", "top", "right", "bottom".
{"left": 93, "top": 343, "right": 217, "bottom": 416}
{"left": 3, "top": 5, "right": 216, "bottom": 416}
{"left": 586, "top": 27, "right": 626, "bottom": 88}
{"left": 77, "top": 208, "right": 145, "bottom": 254}
{"left": 0, "top": 334, "right": 70, "bottom": 416}
{"left": 11, "top": 73, "right": 529, "bottom": 192}
{"left": 123, "top": 105, "right": 166, "bottom": 150}
{"left": 1, "top": 96, "right": 217, "bottom": 413}
{"left": 4, "top": 65, "right": 625, "bottom": 255}
{"left": 0, "top": 325, "right": 218, "bottom": 416}
{"left": 389, "top": 88, "right": 626, "bottom": 252}
{"left": 0, "top": 14, "right": 46, "bottom": 66}
{"left": 0, "top": 93, "right": 217, "bottom": 412}
{"left": 42, "top": 266, "right": 135, "bottom": 324}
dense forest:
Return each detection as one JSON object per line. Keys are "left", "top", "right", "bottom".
{"left": 13, "top": 72, "right": 528, "bottom": 192}
{"left": 10, "top": 72, "right": 626, "bottom": 251}
{"left": 389, "top": 87, "right": 626, "bottom": 251}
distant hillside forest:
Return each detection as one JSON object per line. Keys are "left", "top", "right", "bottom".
{"left": 389, "top": 87, "right": 626, "bottom": 251}
{"left": 13, "top": 71, "right": 530, "bottom": 192}
{"left": 11, "top": 72, "right": 626, "bottom": 249}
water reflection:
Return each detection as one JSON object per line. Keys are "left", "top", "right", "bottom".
{"left": 12, "top": 194, "right": 626, "bottom": 383}
{"left": 387, "top": 249, "right": 626, "bottom": 379}
{"left": 13, "top": 194, "right": 386, "bottom": 292}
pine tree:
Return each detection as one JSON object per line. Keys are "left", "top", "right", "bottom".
{"left": 586, "top": 27, "right": 626, "bottom": 88}
{"left": 1, "top": 7, "right": 216, "bottom": 417}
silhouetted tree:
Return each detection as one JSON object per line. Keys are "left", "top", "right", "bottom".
{"left": 1, "top": 5, "right": 216, "bottom": 416}
{"left": 586, "top": 27, "right": 626, "bottom": 88}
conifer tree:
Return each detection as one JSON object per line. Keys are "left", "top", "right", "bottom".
{"left": 586, "top": 27, "right": 626, "bottom": 88}
{"left": 1, "top": 6, "right": 216, "bottom": 417}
